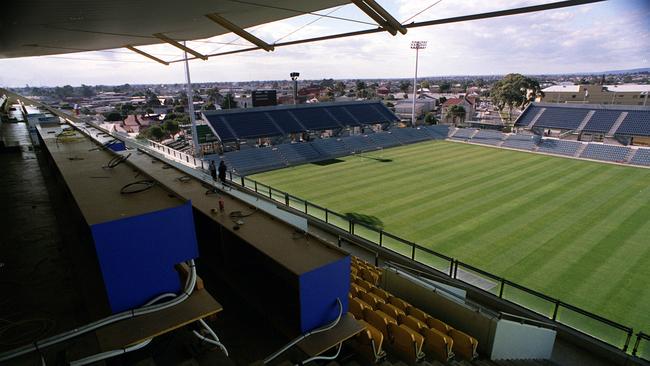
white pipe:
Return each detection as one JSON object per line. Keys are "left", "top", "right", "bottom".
{"left": 69, "top": 338, "right": 153, "bottom": 366}
{"left": 0, "top": 261, "right": 196, "bottom": 363}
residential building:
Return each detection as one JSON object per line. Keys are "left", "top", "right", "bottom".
{"left": 539, "top": 84, "right": 650, "bottom": 106}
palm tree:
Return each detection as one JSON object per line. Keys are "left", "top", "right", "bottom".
{"left": 446, "top": 105, "right": 466, "bottom": 126}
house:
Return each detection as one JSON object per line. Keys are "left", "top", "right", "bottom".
{"left": 441, "top": 97, "right": 475, "bottom": 125}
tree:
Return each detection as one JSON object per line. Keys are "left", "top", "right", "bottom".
{"left": 399, "top": 81, "right": 411, "bottom": 94}
{"left": 439, "top": 81, "right": 451, "bottom": 93}
{"left": 203, "top": 103, "right": 217, "bottom": 111}
{"left": 173, "top": 105, "right": 185, "bottom": 113}
{"left": 334, "top": 81, "right": 346, "bottom": 96}
{"left": 163, "top": 120, "right": 180, "bottom": 136}
{"left": 446, "top": 105, "right": 466, "bottom": 126}
{"left": 80, "top": 84, "right": 95, "bottom": 98}
{"left": 104, "top": 111, "right": 123, "bottom": 122}
{"left": 220, "top": 94, "right": 238, "bottom": 109}
{"left": 145, "top": 89, "right": 160, "bottom": 107}
{"left": 206, "top": 87, "right": 222, "bottom": 104}
{"left": 491, "top": 73, "right": 544, "bottom": 123}
{"left": 438, "top": 96, "right": 447, "bottom": 105}
{"left": 424, "top": 112, "right": 438, "bottom": 125}
{"left": 146, "top": 125, "right": 165, "bottom": 141}
{"left": 420, "top": 80, "right": 430, "bottom": 90}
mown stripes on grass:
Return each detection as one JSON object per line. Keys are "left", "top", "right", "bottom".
{"left": 252, "top": 140, "right": 650, "bottom": 333}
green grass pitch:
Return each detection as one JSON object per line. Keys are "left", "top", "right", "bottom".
{"left": 253, "top": 140, "right": 650, "bottom": 338}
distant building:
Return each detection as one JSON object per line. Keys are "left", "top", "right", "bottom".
{"left": 441, "top": 97, "right": 475, "bottom": 125}
{"left": 539, "top": 84, "right": 650, "bottom": 106}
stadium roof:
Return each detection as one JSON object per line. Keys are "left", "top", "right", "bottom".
{"left": 203, "top": 101, "right": 398, "bottom": 142}
{"left": 1, "top": 0, "right": 348, "bottom": 58}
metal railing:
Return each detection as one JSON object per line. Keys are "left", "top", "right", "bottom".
{"left": 228, "top": 173, "right": 644, "bottom": 356}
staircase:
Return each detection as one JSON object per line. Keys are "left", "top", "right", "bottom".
{"left": 575, "top": 110, "right": 595, "bottom": 133}
{"left": 527, "top": 108, "right": 546, "bottom": 129}
{"left": 574, "top": 143, "right": 588, "bottom": 157}
{"left": 607, "top": 112, "right": 628, "bottom": 137}
{"left": 625, "top": 148, "right": 638, "bottom": 164}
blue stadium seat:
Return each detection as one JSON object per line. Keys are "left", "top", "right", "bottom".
{"left": 629, "top": 148, "right": 650, "bottom": 166}
{"left": 451, "top": 128, "right": 477, "bottom": 140}
{"left": 275, "top": 143, "right": 324, "bottom": 164}
{"left": 220, "top": 111, "right": 283, "bottom": 139}
{"left": 310, "top": 138, "right": 353, "bottom": 158}
{"left": 532, "top": 107, "right": 589, "bottom": 130}
{"left": 367, "top": 132, "right": 402, "bottom": 148}
{"left": 390, "top": 128, "right": 432, "bottom": 144}
{"left": 536, "top": 139, "right": 582, "bottom": 156}
{"left": 222, "top": 147, "right": 287, "bottom": 175}
{"left": 502, "top": 134, "right": 539, "bottom": 151}
{"left": 579, "top": 144, "right": 631, "bottom": 163}
{"left": 514, "top": 105, "right": 542, "bottom": 127}
{"left": 582, "top": 110, "right": 623, "bottom": 133}
{"left": 471, "top": 129, "right": 505, "bottom": 146}
{"left": 343, "top": 135, "right": 380, "bottom": 153}
{"left": 290, "top": 108, "right": 342, "bottom": 130}
{"left": 344, "top": 104, "right": 395, "bottom": 124}
{"left": 327, "top": 105, "right": 360, "bottom": 126}
{"left": 615, "top": 111, "right": 650, "bottom": 136}
{"left": 266, "top": 110, "right": 307, "bottom": 133}
{"left": 205, "top": 115, "right": 237, "bottom": 142}
{"left": 423, "top": 125, "right": 450, "bottom": 139}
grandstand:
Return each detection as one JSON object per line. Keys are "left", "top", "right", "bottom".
{"left": 515, "top": 103, "right": 650, "bottom": 140}
{"left": 202, "top": 101, "right": 398, "bottom": 143}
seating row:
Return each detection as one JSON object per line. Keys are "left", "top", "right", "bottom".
{"left": 348, "top": 257, "right": 478, "bottom": 365}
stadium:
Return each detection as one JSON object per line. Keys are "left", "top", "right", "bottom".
{"left": 2, "top": 1, "right": 650, "bottom": 366}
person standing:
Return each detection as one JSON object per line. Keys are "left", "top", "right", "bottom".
{"left": 218, "top": 160, "right": 227, "bottom": 185}
{"left": 209, "top": 160, "right": 217, "bottom": 182}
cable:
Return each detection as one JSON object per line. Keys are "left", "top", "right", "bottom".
{"left": 104, "top": 153, "right": 131, "bottom": 169}
{"left": 0, "top": 260, "right": 197, "bottom": 363}
{"left": 402, "top": 0, "right": 444, "bottom": 23}
{"left": 120, "top": 180, "right": 156, "bottom": 194}
{"left": 263, "top": 298, "right": 342, "bottom": 364}
{"left": 69, "top": 338, "right": 153, "bottom": 366}
{"left": 192, "top": 319, "right": 228, "bottom": 356}
{"left": 300, "top": 342, "right": 342, "bottom": 365}
{"left": 273, "top": 6, "right": 344, "bottom": 44}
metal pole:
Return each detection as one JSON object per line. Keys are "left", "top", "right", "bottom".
{"left": 183, "top": 42, "right": 200, "bottom": 157}
{"left": 412, "top": 47, "right": 418, "bottom": 127}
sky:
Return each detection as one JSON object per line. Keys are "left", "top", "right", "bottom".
{"left": 1, "top": 0, "right": 649, "bottom": 87}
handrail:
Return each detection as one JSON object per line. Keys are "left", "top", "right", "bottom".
{"left": 633, "top": 332, "right": 650, "bottom": 360}
{"left": 498, "top": 312, "right": 556, "bottom": 330}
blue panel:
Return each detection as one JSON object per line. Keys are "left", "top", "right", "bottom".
{"left": 299, "top": 256, "right": 350, "bottom": 333}
{"left": 108, "top": 142, "right": 126, "bottom": 152}
{"left": 90, "top": 201, "right": 199, "bottom": 313}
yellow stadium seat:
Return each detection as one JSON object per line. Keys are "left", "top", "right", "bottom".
{"left": 449, "top": 328, "right": 478, "bottom": 360}
{"left": 364, "top": 309, "right": 398, "bottom": 341}
{"left": 388, "top": 323, "right": 425, "bottom": 364}
{"left": 353, "top": 320, "right": 386, "bottom": 363}
{"left": 350, "top": 297, "right": 372, "bottom": 320}
{"left": 400, "top": 314, "right": 428, "bottom": 333}
{"left": 350, "top": 282, "right": 367, "bottom": 295}
{"left": 426, "top": 317, "right": 453, "bottom": 335}
{"left": 422, "top": 327, "right": 454, "bottom": 362}
{"left": 378, "top": 302, "right": 405, "bottom": 320}
{"left": 356, "top": 278, "right": 374, "bottom": 292}
{"left": 370, "top": 287, "right": 391, "bottom": 301}
{"left": 406, "top": 307, "right": 429, "bottom": 323}
{"left": 388, "top": 297, "right": 412, "bottom": 312}
{"left": 360, "top": 291, "right": 386, "bottom": 309}
{"left": 361, "top": 268, "right": 380, "bottom": 285}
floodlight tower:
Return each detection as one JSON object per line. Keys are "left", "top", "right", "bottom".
{"left": 410, "top": 41, "right": 427, "bottom": 127}
{"left": 290, "top": 72, "right": 300, "bottom": 105}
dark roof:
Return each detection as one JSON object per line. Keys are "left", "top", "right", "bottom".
{"left": 202, "top": 101, "right": 398, "bottom": 142}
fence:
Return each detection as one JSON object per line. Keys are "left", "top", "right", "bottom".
{"left": 230, "top": 172, "right": 647, "bottom": 358}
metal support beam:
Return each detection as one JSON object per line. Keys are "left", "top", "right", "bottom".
{"left": 359, "top": 0, "right": 407, "bottom": 35}
{"left": 125, "top": 45, "right": 169, "bottom": 65}
{"left": 349, "top": 0, "right": 397, "bottom": 35}
{"left": 153, "top": 33, "right": 208, "bottom": 60}
{"left": 205, "top": 13, "right": 274, "bottom": 51}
